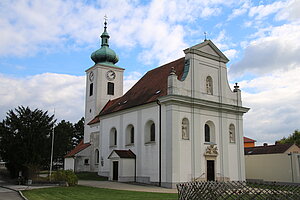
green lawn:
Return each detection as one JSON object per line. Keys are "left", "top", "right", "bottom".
{"left": 22, "top": 185, "right": 178, "bottom": 200}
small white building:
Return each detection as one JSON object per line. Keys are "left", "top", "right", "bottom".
{"left": 66, "top": 21, "right": 249, "bottom": 188}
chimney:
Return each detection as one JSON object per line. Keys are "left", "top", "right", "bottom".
{"left": 263, "top": 143, "right": 268, "bottom": 147}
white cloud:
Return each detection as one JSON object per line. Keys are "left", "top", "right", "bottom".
{"left": 276, "top": 0, "right": 300, "bottom": 21}
{"left": 0, "top": 73, "right": 85, "bottom": 123}
{"left": 230, "top": 23, "right": 300, "bottom": 76}
{"left": 240, "top": 67, "right": 300, "bottom": 145}
{"left": 124, "top": 71, "right": 142, "bottom": 93}
{"left": 248, "top": 1, "right": 287, "bottom": 20}
{"left": 0, "top": 70, "right": 143, "bottom": 122}
{"left": 224, "top": 49, "right": 237, "bottom": 60}
{"left": 227, "top": 0, "right": 251, "bottom": 21}
{"left": 0, "top": 0, "right": 234, "bottom": 67}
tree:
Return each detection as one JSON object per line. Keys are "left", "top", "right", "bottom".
{"left": 73, "top": 117, "right": 84, "bottom": 147}
{"left": 0, "top": 106, "right": 55, "bottom": 178}
{"left": 277, "top": 130, "right": 300, "bottom": 146}
{"left": 53, "top": 120, "right": 74, "bottom": 166}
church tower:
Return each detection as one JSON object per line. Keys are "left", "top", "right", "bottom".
{"left": 84, "top": 20, "right": 124, "bottom": 143}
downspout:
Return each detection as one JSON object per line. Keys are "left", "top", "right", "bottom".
{"left": 156, "top": 99, "right": 162, "bottom": 187}
{"left": 134, "top": 157, "right": 137, "bottom": 182}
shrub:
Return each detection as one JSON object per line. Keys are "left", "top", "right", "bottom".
{"left": 51, "top": 170, "right": 78, "bottom": 186}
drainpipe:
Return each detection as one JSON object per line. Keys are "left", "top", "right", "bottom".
{"left": 156, "top": 100, "right": 162, "bottom": 187}
{"left": 134, "top": 156, "right": 137, "bottom": 182}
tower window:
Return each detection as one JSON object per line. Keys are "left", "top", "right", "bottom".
{"left": 89, "top": 83, "right": 93, "bottom": 96}
{"left": 107, "top": 82, "right": 114, "bottom": 95}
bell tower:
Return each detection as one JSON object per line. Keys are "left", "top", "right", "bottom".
{"left": 84, "top": 20, "right": 124, "bottom": 143}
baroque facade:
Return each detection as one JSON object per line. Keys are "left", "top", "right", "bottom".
{"left": 65, "top": 22, "right": 249, "bottom": 188}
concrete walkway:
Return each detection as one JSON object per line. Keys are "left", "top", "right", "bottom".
{"left": 78, "top": 180, "right": 178, "bottom": 193}
{"left": 0, "top": 186, "right": 23, "bottom": 200}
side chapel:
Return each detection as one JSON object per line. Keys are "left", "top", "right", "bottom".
{"left": 64, "top": 21, "right": 249, "bottom": 188}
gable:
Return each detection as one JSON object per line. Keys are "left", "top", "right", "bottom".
{"left": 197, "top": 45, "right": 219, "bottom": 57}
{"left": 108, "top": 150, "right": 136, "bottom": 159}
{"left": 285, "top": 144, "right": 300, "bottom": 154}
{"left": 64, "top": 140, "right": 91, "bottom": 158}
{"left": 184, "top": 40, "right": 229, "bottom": 63}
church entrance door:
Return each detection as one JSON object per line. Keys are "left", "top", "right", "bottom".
{"left": 113, "top": 161, "right": 118, "bottom": 181}
{"left": 207, "top": 160, "right": 215, "bottom": 181}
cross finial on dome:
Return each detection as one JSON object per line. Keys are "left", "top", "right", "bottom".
{"left": 104, "top": 15, "right": 108, "bottom": 28}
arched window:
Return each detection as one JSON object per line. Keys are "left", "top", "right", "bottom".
{"left": 182, "top": 118, "right": 189, "bottom": 140}
{"left": 206, "top": 76, "right": 213, "bottom": 95}
{"left": 229, "top": 124, "right": 235, "bottom": 143}
{"left": 126, "top": 125, "right": 134, "bottom": 145}
{"left": 145, "top": 121, "right": 155, "bottom": 143}
{"left": 110, "top": 128, "right": 117, "bottom": 146}
{"left": 205, "top": 124, "right": 210, "bottom": 142}
{"left": 204, "top": 121, "right": 215, "bottom": 143}
{"left": 150, "top": 123, "right": 155, "bottom": 142}
{"left": 95, "top": 149, "right": 99, "bottom": 164}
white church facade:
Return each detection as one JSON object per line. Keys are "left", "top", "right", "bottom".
{"left": 65, "top": 21, "right": 249, "bottom": 188}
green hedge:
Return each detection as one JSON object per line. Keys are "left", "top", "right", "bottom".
{"left": 51, "top": 170, "right": 78, "bottom": 186}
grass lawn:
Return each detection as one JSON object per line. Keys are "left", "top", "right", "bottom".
{"left": 75, "top": 172, "right": 108, "bottom": 181}
{"left": 22, "top": 185, "right": 178, "bottom": 200}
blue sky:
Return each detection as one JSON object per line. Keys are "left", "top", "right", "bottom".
{"left": 1, "top": 0, "right": 300, "bottom": 145}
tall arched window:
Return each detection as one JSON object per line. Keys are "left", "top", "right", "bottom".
{"left": 204, "top": 121, "right": 215, "bottom": 143}
{"left": 229, "top": 124, "right": 236, "bottom": 143}
{"left": 110, "top": 128, "right": 117, "bottom": 146}
{"left": 205, "top": 124, "right": 210, "bottom": 142}
{"left": 126, "top": 125, "right": 134, "bottom": 145}
{"left": 182, "top": 118, "right": 189, "bottom": 140}
{"left": 206, "top": 76, "right": 213, "bottom": 95}
{"left": 95, "top": 149, "right": 99, "bottom": 164}
{"left": 145, "top": 120, "right": 155, "bottom": 143}
{"left": 150, "top": 123, "right": 155, "bottom": 142}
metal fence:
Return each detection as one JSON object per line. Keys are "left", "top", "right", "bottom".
{"left": 177, "top": 181, "right": 300, "bottom": 200}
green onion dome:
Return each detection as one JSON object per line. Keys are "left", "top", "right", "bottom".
{"left": 91, "top": 21, "right": 119, "bottom": 65}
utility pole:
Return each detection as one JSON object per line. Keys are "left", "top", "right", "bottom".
{"left": 49, "top": 109, "right": 55, "bottom": 181}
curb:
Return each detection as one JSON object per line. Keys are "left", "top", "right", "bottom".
{"left": 19, "top": 191, "right": 29, "bottom": 200}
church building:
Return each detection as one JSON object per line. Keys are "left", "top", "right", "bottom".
{"left": 65, "top": 21, "right": 249, "bottom": 188}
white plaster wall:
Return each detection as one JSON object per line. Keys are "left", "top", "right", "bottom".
{"left": 245, "top": 153, "right": 300, "bottom": 183}
{"left": 74, "top": 147, "right": 91, "bottom": 172}
{"left": 121, "top": 159, "right": 135, "bottom": 177}
{"left": 64, "top": 158, "right": 74, "bottom": 171}
{"left": 99, "top": 104, "right": 159, "bottom": 183}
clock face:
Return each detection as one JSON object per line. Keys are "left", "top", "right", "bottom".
{"left": 89, "top": 71, "right": 94, "bottom": 81}
{"left": 106, "top": 70, "right": 116, "bottom": 81}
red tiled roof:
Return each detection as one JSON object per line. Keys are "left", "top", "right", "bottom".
{"left": 114, "top": 149, "right": 136, "bottom": 158}
{"left": 244, "top": 143, "right": 294, "bottom": 155}
{"left": 100, "top": 57, "right": 185, "bottom": 115}
{"left": 64, "top": 140, "right": 91, "bottom": 158}
{"left": 243, "top": 136, "right": 256, "bottom": 143}
{"left": 87, "top": 116, "right": 100, "bottom": 125}
{"left": 88, "top": 57, "right": 185, "bottom": 124}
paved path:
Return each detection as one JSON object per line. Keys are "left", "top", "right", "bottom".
{"left": 0, "top": 186, "right": 23, "bottom": 200}
{"left": 78, "top": 180, "right": 178, "bottom": 193}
